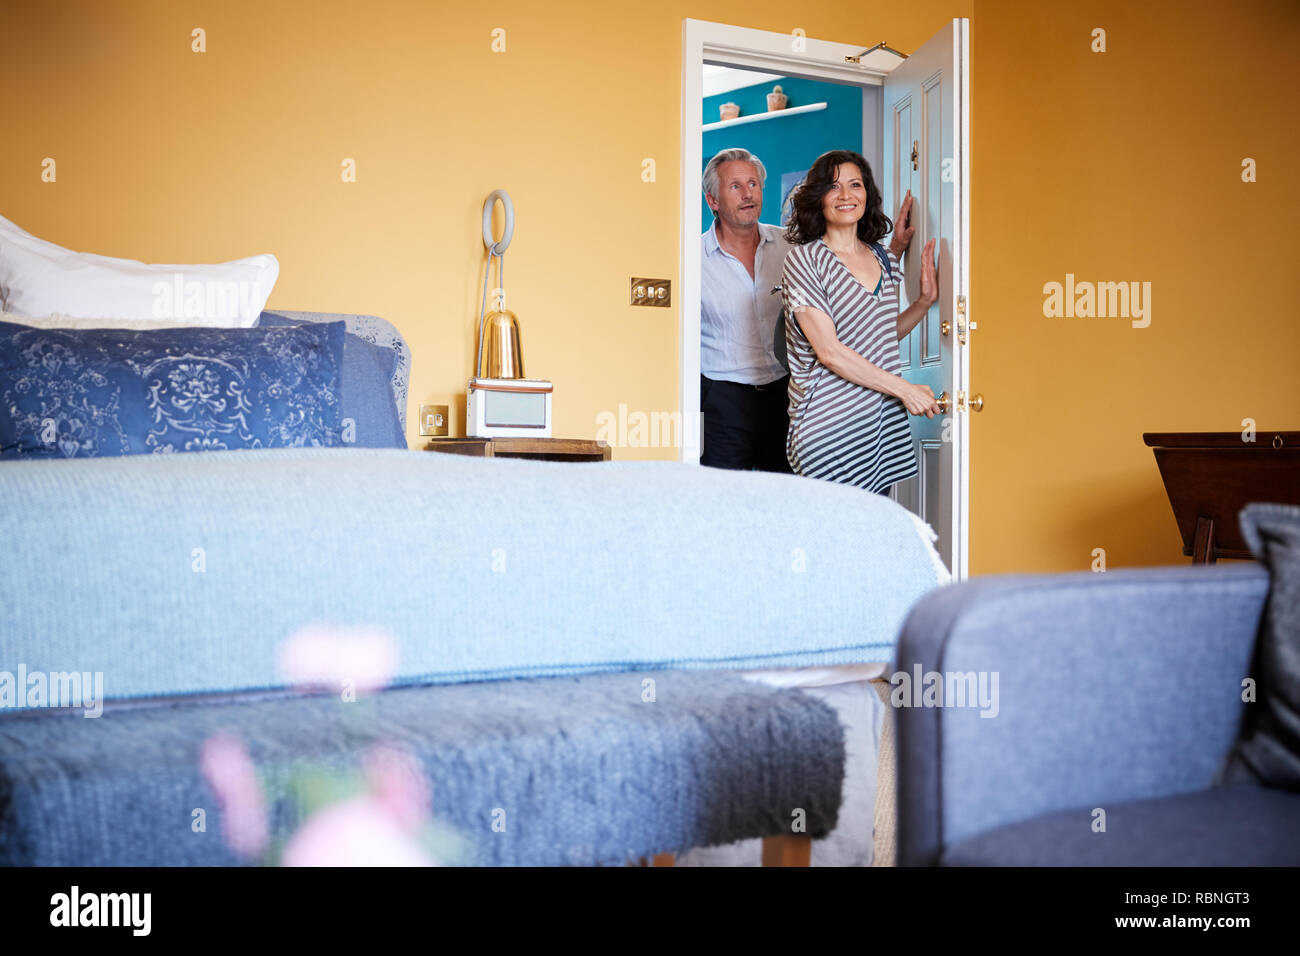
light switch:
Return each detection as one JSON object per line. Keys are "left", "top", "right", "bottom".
{"left": 630, "top": 278, "right": 671, "bottom": 307}
{"left": 419, "top": 404, "right": 449, "bottom": 436}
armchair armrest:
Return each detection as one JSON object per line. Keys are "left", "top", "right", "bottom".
{"left": 895, "top": 564, "right": 1269, "bottom": 865}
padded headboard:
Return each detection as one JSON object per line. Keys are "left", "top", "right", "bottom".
{"left": 261, "top": 311, "right": 411, "bottom": 431}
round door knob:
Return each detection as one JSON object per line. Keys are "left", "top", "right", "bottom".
{"left": 969, "top": 393, "right": 984, "bottom": 412}
{"left": 936, "top": 391, "right": 950, "bottom": 413}
{"left": 940, "top": 320, "right": 951, "bottom": 336}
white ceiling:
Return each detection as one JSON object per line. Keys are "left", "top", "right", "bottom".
{"left": 701, "top": 65, "right": 785, "bottom": 98}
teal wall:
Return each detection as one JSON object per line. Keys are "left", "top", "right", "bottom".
{"left": 702, "top": 75, "right": 864, "bottom": 230}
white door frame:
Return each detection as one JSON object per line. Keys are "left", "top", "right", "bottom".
{"left": 678, "top": 18, "right": 971, "bottom": 579}
{"left": 678, "top": 19, "right": 901, "bottom": 466}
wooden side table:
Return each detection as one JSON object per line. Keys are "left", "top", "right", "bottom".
{"left": 424, "top": 437, "right": 611, "bottom": 462}
{"left": 1144, "top": 430, "right": 1300, "bottom": 563}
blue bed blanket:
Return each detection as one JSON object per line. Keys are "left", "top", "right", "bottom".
{"left": 0, "top": 449, "right": 947, "bottom": 706}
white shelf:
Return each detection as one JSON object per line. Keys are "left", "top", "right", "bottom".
{"left": 702, "top": 102, "right": 827, "bottom": 132}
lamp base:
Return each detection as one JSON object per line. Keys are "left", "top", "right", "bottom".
{"left": 467, "top": 378, "right": 553, "bottom": 438}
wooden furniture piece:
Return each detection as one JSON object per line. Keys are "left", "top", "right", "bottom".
{"left": 638, "top": 835, "right": 812, "bottom": 867}
{"left": 1144, "top": 431, "right": 1300, "bottom": 563}
{"left": 424, "top": 436, "right": 611, "bottom": 462}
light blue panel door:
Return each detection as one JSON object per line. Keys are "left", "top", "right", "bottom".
{"left": 882, "top": 20, "right": 971, "bottom": 577}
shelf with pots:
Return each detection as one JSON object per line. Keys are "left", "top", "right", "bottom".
{"left": 702, "top": 101, "right": 828, "bottom": 132}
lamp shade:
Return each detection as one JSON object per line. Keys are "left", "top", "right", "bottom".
{"left": 477, "top": 306, "right": 525, "bottom": 379}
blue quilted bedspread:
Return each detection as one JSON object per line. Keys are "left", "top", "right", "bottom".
{"left": 0, "top": 449, "right": 946, "bottom": 705}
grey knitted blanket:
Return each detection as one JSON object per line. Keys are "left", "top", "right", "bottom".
{"left": 0, "top": 670, "right": 845, "bottom": 866}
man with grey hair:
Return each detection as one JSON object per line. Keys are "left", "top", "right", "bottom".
{"left": 700, "top": 146, "right": 915, "bottom": 472}
{"left": 699, "top": 147, "right": 793, "bottom": 471}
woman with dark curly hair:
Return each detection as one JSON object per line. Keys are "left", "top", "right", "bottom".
{"left": 780, "top": 149, "right": 939, "bottom": 494}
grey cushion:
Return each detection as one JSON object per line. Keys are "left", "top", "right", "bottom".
{"left": 942, "top": 784, "right": 1300, "bottom": 866}
{"left": 1223, "top": 503, "right": 1300, "bottom": 791}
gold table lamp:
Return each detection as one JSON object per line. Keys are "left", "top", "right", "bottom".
{"left": 468, "top": 189, "right": 553, "bottom": 438}
{"left": 478, "top": 288, "right": 525, "bottom": 380}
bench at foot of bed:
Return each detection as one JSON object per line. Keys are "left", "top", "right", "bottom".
{"left": 0, "top": 670, "right": 846, "bottom": 866}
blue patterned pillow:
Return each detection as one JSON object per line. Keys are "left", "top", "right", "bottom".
{"left": 256, "top": 312, "right": 405, "bottom": 448}
{"left": 0, "top": 320, "right": 346, "bottom": 458}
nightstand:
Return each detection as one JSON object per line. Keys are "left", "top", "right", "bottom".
{"left": 424, "top": 437, "right": 611, "bottom": 462}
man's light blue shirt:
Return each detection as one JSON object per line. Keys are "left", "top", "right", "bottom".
{"left": 700, "top": 221, "right": 791, "bottom": 386}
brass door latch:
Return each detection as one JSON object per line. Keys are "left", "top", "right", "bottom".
{"left": 942, "top": 297, "right": 976, "bottom": 345}
{"left": 935, "top": 391, "right": 985, "bottom": 413}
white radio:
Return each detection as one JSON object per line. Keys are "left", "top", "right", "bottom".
{"left": 467, "top": 377, "right": 553, "bottom": 438}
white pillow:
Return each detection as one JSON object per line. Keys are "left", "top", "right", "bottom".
{"left": 0, "top": 214, "right": 278, "bottom": 327}
{"left": 0, "top": 311, "right": 250, "bottom": 330}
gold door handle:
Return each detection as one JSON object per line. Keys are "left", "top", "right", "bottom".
{"left": 940, "top": 320, "right": 951, "bottom": 336}
{"left": 933, "top": 390, "right": 982, "bottom": 414}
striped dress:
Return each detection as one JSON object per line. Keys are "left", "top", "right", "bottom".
{"left": 780, "top": 239, "right": 917, "bottom": 493}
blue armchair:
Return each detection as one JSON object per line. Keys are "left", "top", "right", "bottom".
{"left": 894, "top": 563, "right": 1300, "bottom": 866}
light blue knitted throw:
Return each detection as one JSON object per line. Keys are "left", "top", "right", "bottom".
{"left": 0, "top": 449, "right": 945, "bottom": 705}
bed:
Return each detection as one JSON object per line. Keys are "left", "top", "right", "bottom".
{"left": 0, "top": 308, "right": 946, "bottom": 866}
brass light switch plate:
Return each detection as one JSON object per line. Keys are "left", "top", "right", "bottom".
{"left": 630, "top": 278, "right": 671, "bottom": 307}
{"left": 419, "top": 404, "right": 450, "bottom": 437}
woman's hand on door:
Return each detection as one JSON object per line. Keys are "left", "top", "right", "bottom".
{"left": 897, "top": 238, "right": 940, "bottom": 340}
{"left": 888, "top": 190, "right": 915, "bottom": 259}
{"left": 918, "top": 238, "right": 939, "bottom": 305}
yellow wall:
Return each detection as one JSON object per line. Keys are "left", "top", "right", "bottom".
{"left": 971, "top": 0, "right": 1300, "bottom": 572}
{"left": 2, "top": 0, "right": 1296, "bottom": 574}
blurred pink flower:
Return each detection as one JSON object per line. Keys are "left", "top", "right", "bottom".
{"left": 364, "top": 744, "right": 432, "bottom": 833}
{"left": 277, "top": 626, "right": 398, "bottom": 694}
{"left": 282, "top": 796, "right": 438, "bottom": 867}
{"left": 200, "top": 733, "right": 268, "bottom": 859}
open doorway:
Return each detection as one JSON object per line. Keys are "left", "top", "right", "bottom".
{"left": 699, "top": 68, "right": 884, "bottom": 238}
{"left": 680, "top": 19, "right": 972, "bottom": 578}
